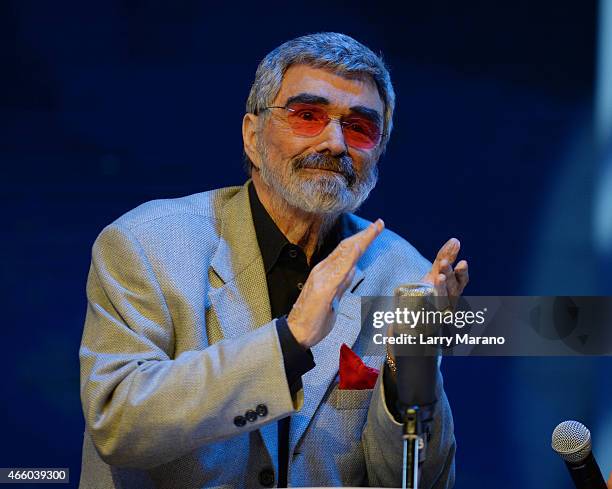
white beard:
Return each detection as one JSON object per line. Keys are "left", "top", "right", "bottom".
{"left": 257, "top": 145, "right": 379, "bottom": 216}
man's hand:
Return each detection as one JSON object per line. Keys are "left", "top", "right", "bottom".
{"left": 387, "top": 237, "right": 470, "bottom": 367}
{"left": 422, "top": 237, "right": 469, "bottom": 306}
{"left": 288, "top": 219, "right": 384, "bottom": 349}
{"left": 608, "top": 469, "right": 612, "bottom": 489}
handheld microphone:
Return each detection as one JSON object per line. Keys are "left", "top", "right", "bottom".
{"left": 551, "top": 420, "right": 607, "bottom": 489}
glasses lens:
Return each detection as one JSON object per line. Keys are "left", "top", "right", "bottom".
{"left": 342, "top": 117, "right": 381, "bottom": 150}
{"left": 285, "top": 103, "right": 328, "bottom": 136}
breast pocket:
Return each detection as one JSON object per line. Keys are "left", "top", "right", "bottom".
{"left": 329, "top": 386, "right": 374, "bottom": 410}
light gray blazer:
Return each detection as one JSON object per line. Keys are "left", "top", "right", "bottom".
{"left": 79, "top": 180, "right": 455, "bottom": 488}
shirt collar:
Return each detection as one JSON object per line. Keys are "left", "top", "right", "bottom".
{"left": 248, "top": 180, "right": 344, "bottom": 272}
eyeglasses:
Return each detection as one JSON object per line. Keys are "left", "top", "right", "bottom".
{"left": 260, "top": 102, "right": 383, "bottom": 150}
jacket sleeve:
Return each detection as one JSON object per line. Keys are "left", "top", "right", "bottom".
{"left": 79, "top": 223, "right": 297, "bottom": 469}
{"left": 362, "top": 360, "right": 456, "bottom": 488}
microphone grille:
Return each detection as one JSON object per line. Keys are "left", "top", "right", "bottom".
{"left": 394, "top": 283, "right": 434, "bottom": 297}
{"left": 551, "top": 420, "right": 592, "bottom": 463}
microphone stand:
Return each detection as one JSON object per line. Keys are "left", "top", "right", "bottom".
{"left": 400, "top": 402, "right": 435, "bottom": 489}
{"left": 401, "top": 406, "right": 422, "bottom": 489}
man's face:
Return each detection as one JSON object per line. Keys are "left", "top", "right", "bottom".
{"left": 252, "top": 64, "right": 385, "bottom": 215}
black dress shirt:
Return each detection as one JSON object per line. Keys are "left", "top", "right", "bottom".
{"left": 248, "top": 181, "right": 343, "bottom": 487}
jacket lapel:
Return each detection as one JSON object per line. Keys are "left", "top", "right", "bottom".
{"left": 208, "top": 181, "right": 272, "bottom": 339}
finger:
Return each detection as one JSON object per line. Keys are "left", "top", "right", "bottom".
{"left": 310, "top": 219, "right": 383, "bottom": 297}
{"left": 343, "top": 218, "right": 384, "bottom": 259}
{"left": 324, "top": 219, "right": 384, "bottom": 277}
{"left": 455, "top": 260, "right": 469, "bottom": 292}
{"left": 431, "top": 238, "right": 461, "bottom": 274}
{"left": 334, "top": 265, "right": 357, "bottom": 306}
{"left": 433, "top": 273, "right": 448, "bottom": 297}
{"left": 439, "top": 258, "right": 460, "bottom": 296}
{"left": 330, "top": 264, "right": 358, "bottom": 314}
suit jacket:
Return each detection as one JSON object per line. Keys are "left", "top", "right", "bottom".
{"left": 79, "top": 180, "right": 455, "bottom": 488}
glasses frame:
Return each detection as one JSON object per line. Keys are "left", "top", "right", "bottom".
{"left": 259, "top": 104, "right": 384, "bottom": 150}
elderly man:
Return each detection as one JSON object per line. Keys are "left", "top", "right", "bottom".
{"left": 79, "top": 32, "right": 469, "bottom": 488}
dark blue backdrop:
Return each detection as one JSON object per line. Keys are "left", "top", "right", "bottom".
{"left": 2, "top": 1, "right": 609, "bottom": 487}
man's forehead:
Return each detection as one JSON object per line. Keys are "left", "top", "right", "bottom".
{"left": 273, "top": 64, "right": 384, "bottom": 113}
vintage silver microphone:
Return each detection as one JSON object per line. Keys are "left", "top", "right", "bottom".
{"left": 552, "top": 420, "right": 607, "bottom": 489}
{"left": 393, "top": 283, "right": 440, "bottom": 489}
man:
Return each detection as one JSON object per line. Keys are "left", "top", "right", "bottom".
{"left": 79, "top": 32, "right": 469, "bottom": 488}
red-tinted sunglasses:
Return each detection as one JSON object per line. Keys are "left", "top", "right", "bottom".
{"left": 262, "top": 102, "right": 383, "bottom": 150}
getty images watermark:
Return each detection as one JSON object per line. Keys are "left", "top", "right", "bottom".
{"left": 371, "top": 304, "right": 496, "bottom": 348}
{"left": 360, "top": 296, "right": 612, "bottom": 356}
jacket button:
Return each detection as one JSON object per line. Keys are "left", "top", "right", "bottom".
{"left": 258, "top": 468, "right": 275, "bottom": 487}
{"left": 256, "top": 404, "right": 268, "bottom": 417}
{"left": 245, "top": 409, "right": 258, "bottom": 423}
{"left": 233, "top": 415, "right": 246, "bottom": 427}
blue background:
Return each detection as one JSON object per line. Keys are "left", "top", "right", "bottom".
{"left": 2, "top": 1, "right": 610, "bottom": 487}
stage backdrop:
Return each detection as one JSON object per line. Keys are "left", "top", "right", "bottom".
{"left": 2, "top": 1, "right": 609, "bottom": 487}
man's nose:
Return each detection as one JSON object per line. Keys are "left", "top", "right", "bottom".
{"left": 314, "top": 119, "right": 348, "bottom": 156}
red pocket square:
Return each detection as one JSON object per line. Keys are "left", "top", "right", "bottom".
{"left": 339, "top": 343, "right": 379, "bottom": 390}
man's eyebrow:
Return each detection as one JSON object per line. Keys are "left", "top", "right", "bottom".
{"left": 284, "top": 93, "right": 330, "bottom": 106}
{"left": 349, "top": 105, "right": 382, "bottom": 126}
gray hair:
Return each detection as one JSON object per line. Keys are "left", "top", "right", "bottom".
{"left": 244, "top": 32, "right": 395, "bottom": 172}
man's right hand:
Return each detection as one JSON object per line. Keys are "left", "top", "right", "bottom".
{"left": 287, "top": 219, "right": 384, "bottom": 349}
{"left": 607, "top": 469, "right": 612, "bottom": 489}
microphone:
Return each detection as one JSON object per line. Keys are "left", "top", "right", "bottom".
{"left": 392, "top": 283, "right": 441, "bottom": 489}
{"left": 393, "top": 283, "right": 439, "bottom": 412}
{"left": 551, "top": 420, "right": 607, "bottom": 489}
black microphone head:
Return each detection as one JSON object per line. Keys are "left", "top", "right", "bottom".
{"left": 393, "top": 283, "right": 439, "bottom": 408}
{"left": 552, "top": 420, "right": 592, "bottom": 464}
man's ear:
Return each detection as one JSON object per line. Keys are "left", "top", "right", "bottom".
{"left": 242, "top": 113, "right": 261, "bottom": 170}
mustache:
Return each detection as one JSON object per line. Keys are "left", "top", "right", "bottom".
{"left": 292, "top": 153, "right": 357, "bottom": 187}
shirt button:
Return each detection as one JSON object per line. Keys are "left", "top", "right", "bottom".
{"left": 233, "top": 415, "right": 246, "bottom": 427}
{"left": 256, "top": 404, "right": 268, "bottom": 417}
{"left": 245, "top": 409, "right": 258, "bottom": 423}
{"left": 288, "top": 248, "right": 298, "bottom": 258}
{"left": 258, "top": 468, "right": 275, "bottom": 487}
{"left": 297, "top": 282, "right": 304, "bottom": 290}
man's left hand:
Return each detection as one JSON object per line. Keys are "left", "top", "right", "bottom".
{"left": 422, "top": 237, "right": 469, "bottom": 307}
